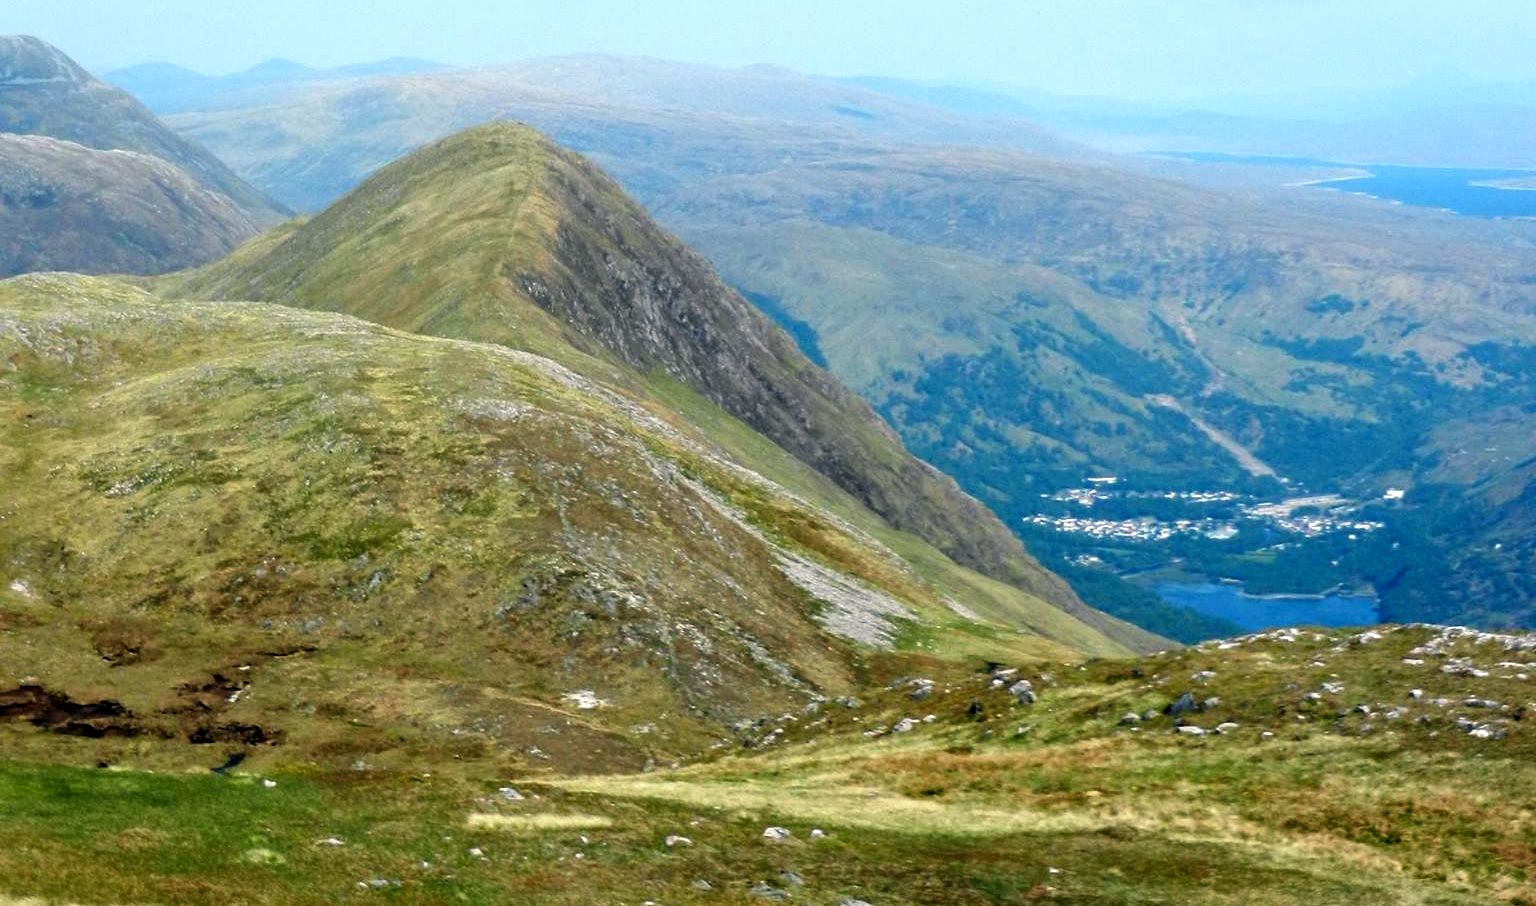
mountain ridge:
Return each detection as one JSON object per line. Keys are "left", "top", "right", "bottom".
{"left": 157, "top": 122, "right": 1160, "bottom": 653}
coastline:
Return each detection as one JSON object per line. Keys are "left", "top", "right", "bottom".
{"left": 1286, "top": 172, "right": 1370, "bottom": 187}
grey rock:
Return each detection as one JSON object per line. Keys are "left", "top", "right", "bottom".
{"left": 1164, "top": 692, "right": 1198, "bottom": 717}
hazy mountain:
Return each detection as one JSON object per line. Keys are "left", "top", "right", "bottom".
{"left": 0, "top": 133, "right": 266, "bottom": 276}
{"left": 149, "top": 54, "right": 1087, "bottom": 211}
{"left": 104, "top": 55, "right": 445, "bottom": 113}
{"left": 0, "top": 35, "right": 286, "bottom": 276}
{"left": 0, "top": 36, "right": 286, "bottom": 225}
{"left": 840, "top": 74, "right": 1536, "bottom": 169}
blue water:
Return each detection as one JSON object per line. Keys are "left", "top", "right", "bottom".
{"left": 1155, "top": 581, "right": 1379, "bottom": 632}
{"left": 1166, "top": 152, "right": 1536, "bottom": 219}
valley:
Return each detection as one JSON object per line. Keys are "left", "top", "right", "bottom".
{"left": 1018, "top": 480, "right": 1393, "bottom": 637}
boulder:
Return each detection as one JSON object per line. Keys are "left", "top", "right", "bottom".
{"left": 1164, "top": 692, "right": 1198, "bottom": 717}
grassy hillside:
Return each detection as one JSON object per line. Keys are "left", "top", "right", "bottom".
{"left": 3, "top": 618, "right": 1531, "bottom": 903}
{"left": 0, "top": 272, "right": 1126, "bottom": 777}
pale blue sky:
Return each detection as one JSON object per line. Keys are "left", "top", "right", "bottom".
{"left": 8, "top": 1, "right": 1535, "bottom": 106}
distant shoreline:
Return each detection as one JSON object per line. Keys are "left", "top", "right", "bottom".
{"left": 1287, "top": 172, "right": 1370, "bottom": 188}
{"left": 1470, "top": 177, "right": 1536, "bottom": 191}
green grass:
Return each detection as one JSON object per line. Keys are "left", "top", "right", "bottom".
{"left": 3, "top": 624, "right": 1526, "bottom": 904}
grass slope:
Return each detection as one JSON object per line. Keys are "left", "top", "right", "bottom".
{"left": 3, "top": 623, "right": 1531, "bottom": 904}
{"left": 1, "top": 271, "right": 1132, "bottom": 777}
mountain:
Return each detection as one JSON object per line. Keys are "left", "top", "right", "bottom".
{"left": 105, "top": 56, "right": 446, "bottom": 114}
{"left": 1, "top": 75, "right": 1530, "bottom": 906}
{"left": 156, "top": 122, "right": 1154, "bottom": 653}
{"left": 152, "top": 53, "right": 1086, "bottom": 212}
{"left": 136, "top": 55, "right": 1536, "bottom": 632}
{"left": 0, "top": 35, "right": 286, "bottom": 230}
{"left": 0, "top": 122, "right": 1157, "bottom": 782}
{"left": 0, "top": 133, "right": 267, "bottom": 277}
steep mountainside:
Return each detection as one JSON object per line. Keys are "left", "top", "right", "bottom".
{"left": 0, "top": 35, "right": 285, "bottom": 228}
{"left": 0, "top": 133, "right": 264, "bottom": 276}
{"left": 158, "top": 123, "right": 1155, "bottom": 652}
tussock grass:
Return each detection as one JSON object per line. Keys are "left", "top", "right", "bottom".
{"left": 464, "top": 812, "right": 614, "bottom": 832}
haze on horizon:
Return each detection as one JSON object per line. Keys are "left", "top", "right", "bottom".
{"left": 7, "top": 0, "right": 1536, "bottom": 117}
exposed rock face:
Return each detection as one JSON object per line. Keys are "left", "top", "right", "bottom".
{"left": 0, "top": 35, "right": 285, "bottom": 231}
{"left": 159, "top": 123, "right": 1162, "bottom": 653}
{"left": 0, "top": 134, "right": 262, "bottom": 276}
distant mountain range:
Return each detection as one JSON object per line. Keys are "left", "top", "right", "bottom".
{"left": 104, "top": 55, "right": 445, "bottom": 113}
{"left": 838, "top": 74, "right": 1536, "bottom": 170}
